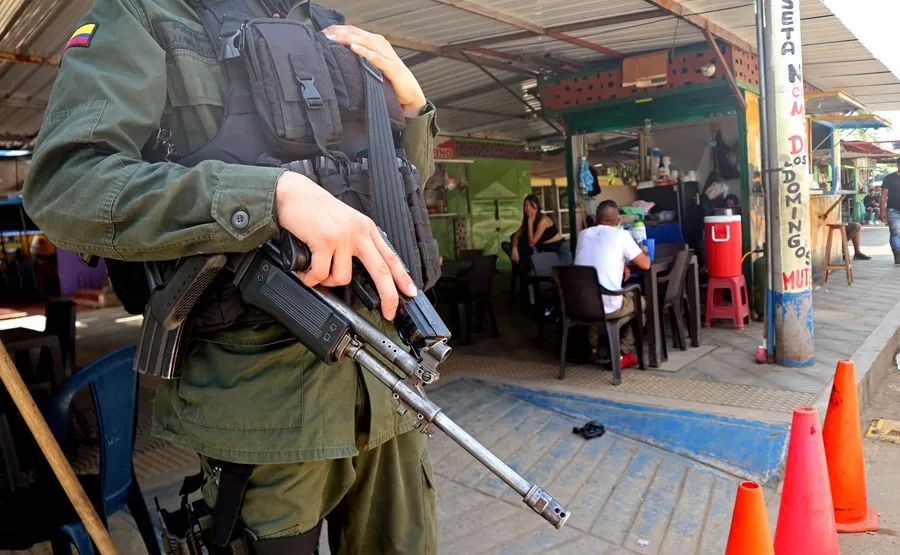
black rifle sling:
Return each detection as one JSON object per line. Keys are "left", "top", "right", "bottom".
{"left": 360, "top": 57, "right": 423, "bottom": 288}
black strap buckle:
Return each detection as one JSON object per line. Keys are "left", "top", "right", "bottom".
{"left": 296, "top": 75, "right": 324, "bottom": 109}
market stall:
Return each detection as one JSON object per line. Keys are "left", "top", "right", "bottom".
{"left": 540, "top": 41, "right": 763, "bottom": 301}
{"left": 806, "top": 105, "right": 893, "bottom": 278}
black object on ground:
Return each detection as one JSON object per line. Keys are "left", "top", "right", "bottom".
{"left": 573, "top": 421, "right": 606, "bottom": 440}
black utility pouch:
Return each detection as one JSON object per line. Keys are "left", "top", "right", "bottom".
{"left": 242, "top": 19, "right": 342, "bottom": 156}
{"left": 312, "top": 156, "right": 369, "bottom": 216}
{"left": 400, "top": 160, "right": 441, "bottom": 290}
{"left": 320, "top": 36, "right": 406, "bottom": 132}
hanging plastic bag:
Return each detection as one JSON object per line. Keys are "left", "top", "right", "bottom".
{"left": 579, "top": 157, "right": 595, "bottom": 195}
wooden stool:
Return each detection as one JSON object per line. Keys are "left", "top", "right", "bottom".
{"left": 704, "top": 275, "right": 751, "bottom": 329}
{"left": 821, "top": 223, "right": 853, "bottom": 286}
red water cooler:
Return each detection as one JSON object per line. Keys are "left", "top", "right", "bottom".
{"left": 704, "top": 214, "right": 751, "bottom": 328}
{"left": 704, "top": 215, "right": 742, "bottom": 277}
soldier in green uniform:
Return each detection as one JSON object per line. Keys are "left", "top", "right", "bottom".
{"left": 23, "top": 1, "right": 440, "bottom": 553}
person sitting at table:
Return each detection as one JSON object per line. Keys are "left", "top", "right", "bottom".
{"left": 575, "top": 200, "right": 651, "bottom": 369}
{"left": 506, "top": 194, "right": 564, "bottom": 271}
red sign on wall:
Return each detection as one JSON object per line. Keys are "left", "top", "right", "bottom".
{"left": 434, "top": 139, "right": 456, "bottom": 160}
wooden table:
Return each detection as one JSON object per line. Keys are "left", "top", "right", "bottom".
{"left": 631, "top": 253, "right": 701, "bottom": 367}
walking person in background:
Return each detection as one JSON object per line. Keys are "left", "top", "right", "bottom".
{"left": 880, "top": 160, "right": 900, "bottom": 264}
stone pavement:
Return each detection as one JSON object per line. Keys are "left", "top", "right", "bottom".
{"left": 422, "top": 379, "right": 751, "bottom": 555}
{"left": 838, "top": 364, "right": 900, "bottom": 554}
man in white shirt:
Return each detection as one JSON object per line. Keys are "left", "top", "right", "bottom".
{"left": 574, "top": 201, "right": 651, "bottom": 367}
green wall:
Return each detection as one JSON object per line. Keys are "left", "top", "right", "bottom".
{"left": 429, "top": 163, "right": 470, "bottom": 262}
{"left": 428, "top": 158, "right": 532, "bottom": 269}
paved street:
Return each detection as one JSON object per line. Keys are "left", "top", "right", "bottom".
{"left": 838, "top": 363, "right": 900, "bottom": 554}
{"left": 422, "top": 379, "right": 751, "bottom": 554}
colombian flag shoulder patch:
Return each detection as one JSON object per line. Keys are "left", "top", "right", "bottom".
{"left": 66, "top": 23, "right": 98, "bottom": 50}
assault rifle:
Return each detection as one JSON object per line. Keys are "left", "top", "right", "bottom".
{"left": 135, "top": 230, "right": 571, "bottom": 529}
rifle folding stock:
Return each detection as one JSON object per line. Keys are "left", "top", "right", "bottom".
{"left": 135, "top": 232, "right": 571, "bottom": 529}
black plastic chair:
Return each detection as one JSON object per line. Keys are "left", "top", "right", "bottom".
{"left": 457, "top": 249, "right": 484, "bottom": 262}
{"left": 527, "top": 252, "right": 561, "bottom": 346}
{"left": 0, "top": 345, "right": 161, "bottom": 555}
{"left": 556, "top": 241, "right": 574, "bottom": 266}
{"left": 657, "top": 249, "right": 693, "bottom": 355}
{"left": 442, "top": 255, "right": 499, "bottom": 344}
{"left": 654, "top": 243, "right": 687, "bottom": 260}
{"left": 553, "top": 265, "right": 645, "bottom": 385}
{"left": 502, "top": 240, "right": 528, "bottom": 309}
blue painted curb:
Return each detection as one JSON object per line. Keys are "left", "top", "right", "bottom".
{"left": 440, "top": 378, "right": 790, "bottom": 486}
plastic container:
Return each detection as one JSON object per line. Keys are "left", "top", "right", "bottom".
{"left": 630, "top": 221, "right": 647, "bottom": 243}
{"left": 705, "top": 215, "right": 742, "bottom": 278}
{"left": 643, "top": 238, "right": 655, "bottom": 261}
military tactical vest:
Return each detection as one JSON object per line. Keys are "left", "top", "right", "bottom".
{"left": 108, "top": 0, "right": 441, "bottom": 331}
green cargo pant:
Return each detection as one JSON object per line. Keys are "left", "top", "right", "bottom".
{"left": 200, "top": 428, "right": 437, "bottom": 554}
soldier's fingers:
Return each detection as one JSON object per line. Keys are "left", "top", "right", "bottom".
{"left": 298, "top": 243, "right": 333, "bottom": 287}
{"left": 371, "top": 228, "right": 417, "bottom": 298}
{"left": 349, "top": 43, "right": 392, "bottom": 72}
{"left": 320, "top": 246, "right": 353, "bottom": 287}
{"left": 325, "top": 26, "right": 396, "bottom": 60}
{"left": 322, "top": 24, "right": 366, "bottom": 40}
{"left": 355, "top": 241, "right": 399, "bottom": 320}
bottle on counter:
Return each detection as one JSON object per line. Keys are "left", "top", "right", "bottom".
{"left": 630, "top": 220, "right": 648, "bottom": 243}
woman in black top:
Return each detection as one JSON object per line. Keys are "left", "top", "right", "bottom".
{"left": 510, "top": 195, "right": 563, "bottom": 269}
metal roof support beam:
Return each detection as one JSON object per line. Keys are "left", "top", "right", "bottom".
{"left": 403, "top": 52, "right": 436, "bottom": 67}
{"left": 442, "top": 105, "right": 540, "bottom": 119}
{"left": 702, "top": 31, "right": 746, "bottom": 112}
{"left": 442, "top": 10, "right": 667, "bottom": 52}
{"left": 0, "top": 51, "right": 60, "bottom": 66}
{"left": 0, "top": 97, "right": 49, "bottom": 111}
{"left": 642, "top": 0, "right": 756, "bottom": 53}
{"left": 434, "top": 0, "right": 624, "bottom": 58}
{"left": 384, "top": 34, "right": 538, "bottom": 75}
{"left": 464, "top": 47, "right": 582, "bottom": 72}
{"left": 544, "top": 33, "right": 621, "bottom": 58}
{"left": 460, "top": 51, "right": 563, "bottom": 135}
{"left": 433, "top": 77, "right": 530, "bottom": 104}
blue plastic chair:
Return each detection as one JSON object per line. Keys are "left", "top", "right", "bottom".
{"left": 0, "top": 344, "right": 161, "bottom": 554}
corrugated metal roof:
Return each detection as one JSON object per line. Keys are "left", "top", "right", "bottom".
{"left": 690, "top": 0, "right": 900, "bottom": 107}
{"left": 327, "top": 0, "right": 521, "bottom": 45}
{"left": 487, "top": 15, "right": 705, "bottom": 63}
{"left": 816, "top": 73, "right": 898, "bottom": 88}
{"left": 572, "top": 16, "right": 705, "bottom": 54}
{"left": 412, "top": 57, "right": 521, "bottom": 101}
{"left": 461, "top": 0, "right": 658, "bottom": 28}
{"left": 0, "top": 0, "right": 896, "bottom": 146}
{"left": 804, "top": 60, "right": 890, "bottom": 77}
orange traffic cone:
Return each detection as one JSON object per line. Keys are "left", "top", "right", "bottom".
{"left": 725, "top": 481, "right": 774, "bottom": 555}
{"left": 774, "top": 406, "right": 839, "bottom": 555}
{"left": 823, "top": 360, "right": 878, "bottom": 533}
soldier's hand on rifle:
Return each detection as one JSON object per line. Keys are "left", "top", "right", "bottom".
{"left": 275, "top": 172, "right": 417, "bottom": 321}
{"left": 323, "top": 25, "right": 427, "bottom": 117}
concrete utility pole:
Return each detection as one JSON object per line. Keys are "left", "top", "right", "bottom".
{"left": 762, "top": 0, "right": 814, "bottom": 366}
